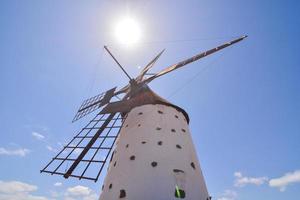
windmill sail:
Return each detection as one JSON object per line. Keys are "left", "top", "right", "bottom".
{"left": 136, "top": 49, "right": 165, "bottom": 81}
{"left": 41, "top": 112, "right": 124, "bottom": 182}
{"left": 72, "top": 87, "right": 116, "bottom": 122}
{"left": 144, "top": 35, "right": 247, "bottom": 83}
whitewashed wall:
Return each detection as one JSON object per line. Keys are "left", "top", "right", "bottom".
{"left": 99, "top": 104, "right": 209, "bottom": 200}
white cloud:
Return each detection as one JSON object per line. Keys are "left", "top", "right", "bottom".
{"left": 65, "top": 185, "right": 97, "bottom": 200}
{"left": 46, "top": 145, "right": 57, "bottom": 153}
{"left": 0, "top": 193, "right": 48, "bottom": 200}
{"left": 217, "top": 190, "right": 237, "bottom": 200}
{"left": 66, "top": 185, "right": 91, "bottom": 196}
{"left": 0, "top": 180, "right": 37, "bottom": 194}
{"left": 0, "top": 147, "right": 30, "bottom": 157}
{"left": 32, "top": 132, "right": 45, "bottom": 140}
{"left": 0, "top": 180, "right": 47, "bottom": 200}
{"left": 54, "top": 182, "right": 62, "bottom": 187}
{"left": 269, "top": 170, "right": 300, "bottom": 192}
{"left": 234, "top": 171, "right": 268, "bottom": 187}
{"left": 0, "top": 181, "right": 98, "bottom": 200}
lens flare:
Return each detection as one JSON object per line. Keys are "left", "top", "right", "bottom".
{"left": 115, "top": 17, "right": 141, "bottom": 45}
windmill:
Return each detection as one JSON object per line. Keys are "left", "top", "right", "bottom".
{"left": 41, "top": 35, "right": 247, "bottom": 200}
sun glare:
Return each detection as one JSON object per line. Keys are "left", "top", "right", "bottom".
{"left": 114, "top": 17, "right": 141, "bottom": 46}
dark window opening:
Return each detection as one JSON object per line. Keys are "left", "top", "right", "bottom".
{"left": 171, "top": 129, "right": 176, "bottom": 133}
{"left": 156, "top": 127, "right": 162, "bottom": 131}
{"left": 176, "top": 144, "right": 182, "bottom": 149}
{"left": 175, "top": 115, "right": 179, "bottom": 119}
{"left": 110, "top": 151, "right": 115, "bottom": 163}
{"left": 130, "top": 155, "right": 135, "bottom": 160}
{"left": 102, "top": 185, "right": 104, "bottom": 190}
{"left": 119, "top": 189, "right": 126, "bottom": 198}
{"left": 138, "top": 124, "right": 141, "bottom": 127}
{"left": 158, "top": 110, "right": 163, "bottom": 114}
{"left": 113, "top": 161, "right": 117, "bottom": 167}
{"left": 125, "top": 124, "right": 128, "bottom": 127}
{"left": 175, "top": 186, "right": 185, "bottom": 198}
{"left": 181, "top": 128, "right": 186, "bottom": 133}
{"left": 109, "top": 183, "right": 112, "bottom": 189}
{"left": 138, "top": 112, "right": 143, "bottom": 115}
{"left": 151, "top": 161, "right": 157, "bottom": 167}
{"left": 126, "top": 144, "right": 129, "bottom": 148}
{"left": 191, "top": 162, "right": 196, "bottom": 169}
{"left": 158, "top": 141, "right": 163, "bottom": 145}
{"left": 173, "top": 169, "right": 185, "bottom": 173}
{"left": 141, "top": 141, "right": 146, "bottom": 144}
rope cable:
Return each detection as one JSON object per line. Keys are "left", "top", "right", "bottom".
{"left": 166, "top": 48, "right": 231, "bottom": 99}
{"left": 84, "top": 47, "right": 105, "bottom": 98}
{"left": 105, "top": 35, "right": 240, "bottom": 48}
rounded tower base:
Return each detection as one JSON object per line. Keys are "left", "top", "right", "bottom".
{"left": 99, "top": 104, "right": 209, "bottom": 200}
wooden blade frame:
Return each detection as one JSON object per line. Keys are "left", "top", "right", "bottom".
{"left": 144, "top": 35, "right": 247, "bottom": 83}
{"left": 41, "top": 112, "right": 124, "bottom": 182}
{"left": 72, "top": 87, "right": 116, "bottom": 122}
{"left": 136, "top": 49, "right": 165, "bottom": 81}
{"left": 104, "top": 46, "right": 132, "bottom": 80}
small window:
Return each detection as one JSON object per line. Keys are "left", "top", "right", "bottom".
{"left": 125, "top": 124, "right": 128, "bottom": 127}
{"left": 173, "top": 169, "right": 184, "bottom": 173}
{"left": 173, "top": 168, "right": 186, "bottom": 199}
{"left": 151, "top": 161, "right": 157, "bottom": 167}
{"left": 138, "top": 112, "right": 143, "bottom": 115}
{"left": 113, "top": 161, "right": 117, "bottom": 167}
{"left": 126, "top": 144, "right": 129, "bottom": 148}
{"left": 110, "top": 151, "right": 115, "bottom": 163}
{"left": 158, "top": 110, "right": 163, "bottom": 114}
{"left": 102, "top": 185, "right": 104, "bottom": 190}
{"left": 175, "top": 186, "right": 185, "bottom": 198}
{"left": 157, "top": 141, "right": 163, "bottom": 145}
{"left": 141, "top": 141, "right": 146, "bottom": 144}
{"left": 119, "top": 189, "right": 126, "bottom": 198}
{"left": 176, "top": 144, "right": 182, "bottom": 149}
{"left": 109, "top": 183, "right": 113, "bottom": 189}
{"left": 130, "top": 155, "right": 135, "bottom": 160}
{"left": 138, "top": 124, "right": 141, "bottom": 127}
{"left": 191, "top": 162, "right": 196, "bottom": 169}
{"left": 181, "top": 128, "right": 186, "bottom": 133}
{"left": 156, "top": 127, "right": 162, "bottom": 131}
{"left": 175, "top": 115, "right": 179, "bottom": 119}
{"left": 171, "top": 129, "right": 176, "bottom": 133}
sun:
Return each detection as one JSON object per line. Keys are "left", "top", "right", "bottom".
{"left": 114, "top": 17, "right": 141, "bottom": 45}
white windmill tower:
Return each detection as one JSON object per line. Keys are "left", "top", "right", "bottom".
{"left": 41, "top": 35, "right": 247, "bottom": 200}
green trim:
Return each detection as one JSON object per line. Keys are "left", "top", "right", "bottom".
{"left": 175, "top": 185, "right": 181, "bottom": 198}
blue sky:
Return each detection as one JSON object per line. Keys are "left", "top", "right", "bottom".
{"left": 0, "top": 0, "right": 299, "bottom": 200}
